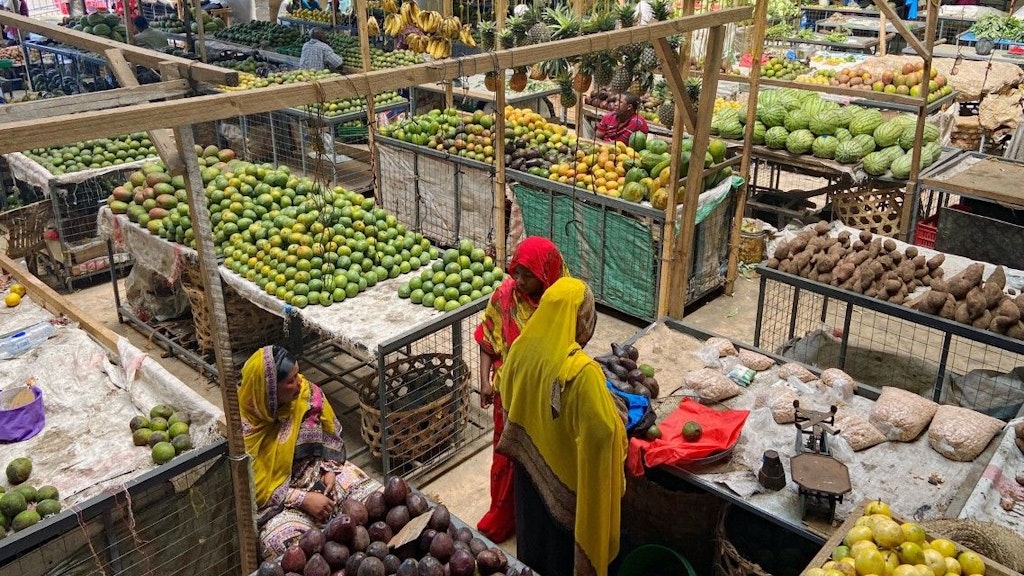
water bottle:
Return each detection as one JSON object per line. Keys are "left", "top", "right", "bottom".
{"left": 801, "top": 12, "right": 811, "bottom": 30}
{"left": 0, "top": 322, "right": 57, "bottom": 360}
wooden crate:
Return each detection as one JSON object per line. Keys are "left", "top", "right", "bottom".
{"left": 804, "top": 500, "right": 1018, "bottom": 576}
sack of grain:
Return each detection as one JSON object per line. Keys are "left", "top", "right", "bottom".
{"left": 835, "top": 411, "right": 887, "bottom": 451}
{"left": 821, "top": 368, "right": 857, "bottom": 402}
{"left": 682, "top": 368, "right": 743, "bottom": 403}
{"left": 927, "top": 405, "right": 1005, "bottom": 461}
{"left": 704, "top": 337, "right": 738, "bottom": 357}
{"left": 869, "top": 387, "right": 939, "bottom": 442}
{"left": 778, "top": 362, "right": 816, "bottom": 383}
{"left": 739, "top": 349, "right": 775, "bottom": 371}
{"left": 753, "top": 384, "right": 799, "bottom": 424}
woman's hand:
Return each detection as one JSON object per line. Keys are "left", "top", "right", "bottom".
{"left": 301, "top": 491, "right": 335, "bottom": 523}
{"left": 480, "top": 379, "right": 495, "bottom": 409}
{"left": 479, "top": 349, "right": 495, "bottom": 409}
{"left": 322, "top": 471, "right": 337, "bottom": 494}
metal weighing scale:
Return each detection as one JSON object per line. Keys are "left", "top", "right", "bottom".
{"left": 789, "top": 401, "right": 852, "bottom": 521}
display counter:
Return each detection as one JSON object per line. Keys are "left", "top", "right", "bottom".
{"left": 624, "top": 318, "right": 1007, "bottom": 544}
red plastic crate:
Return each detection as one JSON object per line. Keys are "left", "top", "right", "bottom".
{"left": 913, "top": 204, "right": 971, "bottom": 249}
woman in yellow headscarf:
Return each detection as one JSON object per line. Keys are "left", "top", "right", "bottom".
{"left": 240, "top": 345, "right": 379, "bottom": 559}
{"left": 496, "top": 278, "right": 627, "bottom": 576}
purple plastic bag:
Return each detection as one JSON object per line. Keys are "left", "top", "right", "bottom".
{"left": 0, "top": 387, "right": 45, "bottom": 443}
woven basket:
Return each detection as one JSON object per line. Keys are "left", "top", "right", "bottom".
{"left": 622, "top": 472, "right": 725, "bottom": 575}
{"left": 179, "top": 263, "right": 284, "bottom": 354}
{"left": 0, "top": 200, "right": 53, "bottom": 265}
{"left": 830, "top": 186, "right": 905, "bottom": 238}
{"left": 358, "top": 353, "right": 470, "bottom": 463}
{"left": 714, "top": 505, "right": 771, "bottom": 576}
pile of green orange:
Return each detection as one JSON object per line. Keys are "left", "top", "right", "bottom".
{"left": 108, "top": 146, "right": 440, "bottom": 309}
{"left": 397, "top": 239, "right": 503, "bottom": 312}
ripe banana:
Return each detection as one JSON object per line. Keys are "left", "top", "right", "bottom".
{"left": 367, "top": 16, "right": 380, "bottom": 35}
{"left": 406, "top": 33, "right": 428, "bottom": 53}
{"left": 400, "top": 2, "right": 414, "bottom": 23}
{"left": 439, "top": 16, "right": 461, "bottom": 40}
{"left": 458, "top": 25, "right": 476, "bottom": 47}
{"left": 427, "top": 38, "right": 451, "bottom": 59}
{"left": 416, "top": 10, "right": 441, "bottom": 34}
{"left": 383, "top": 13, "right": 403, "bottom": 36}
{"left": 381, "top": 0, "right": 398, "bottom": 14}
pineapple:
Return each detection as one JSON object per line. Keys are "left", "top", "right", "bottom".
{"left": 639, "top": 44, "right": 658, "bottom": 71}
{"left": 510, "top": 67, "right": 528, "bottom": 92}
{"left": 478, "top": 20, "right": 497, "bottom": 51}
{"left": 529, "top": 64, "right": 547, "bottom": 81}
{"left": 523, "top": 6, "right": 551, "bottom": 44}
{"left": 650, "top": 0, "right": 671, "bottom": 22}
{"left": 590, "top": 51, "right": 617, "bottom": 88}
{"left": 582, "top": 10, "right": 617, "bottom": 34}
{"left": 685, "top": 77, "right": 702, "bottom": 103}
{"left": 541, "top": 57, "right": 569, "bottom": 80}
{"left": 658, "top": 99, "right": 675, "bottom": 128}
{"left": 484, "top": 71, "right": 500, "bottom": 92}
{"left": 505, "top": 16, "right": 527, "bottom": 46}
{"left": 497, "top": 28, "right": 515, "bottom": 49}
{"left": 610, "top": 65, "right": 633, "bottom": 93}
{"left": 617, "top": 3, "right": 637, "bottom": 28}
{"left": 557, "top": 75, "right": 578, "bottom": 109}
{"left": 547, "top": 6, "right": 581, "bottom": 40}
{"left": 636, "top": 71, "right": 654, "bottom": 95}
{"left": 572, "top": 69, "right": 592, "bottom": 93}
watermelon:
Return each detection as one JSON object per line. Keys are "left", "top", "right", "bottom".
{"left": 809, "top": 111, "right": 839, "bottom": 136}
{"left": 717, "top": 121, "right": 743, "bottom": 140}
{"left": 834, "top": 128, "right": 853, "bottom": 142}
{"left": 645, "top": 139, "right": 668, "bottom": 155}
{"left": 852, "top": 134, "right": 877, "bottom": 155}
{"left": 786, "top": 129, "right": 815, "bottom": 155}
{"left": 874, "top": 120, "right": 904, "bottom": 148}
{"left": 758, "top": 105, "right": 788, "bottom": 128}
{"left": 862, "top": 151, "right": 893, "bottom": 176}
{"left": 764, "top": 126, "right": 790, "bottom": 150}
{"left": 889, "top": 153, "right": 913, "bottom": 179}
{"left": 848, "top": 109, "right": 884, "bottom": 136}
{"left": 811, "top": 135, "right": 839, "bottom": 160}
{"left": 752, "top": 121, "right": 767, "bottom": 145}
{"left": 922, "top": 122, "right": 940, "bottom": 143}
{"left": 628, "top": 131, "right": 647, "bottom": 152}
{"left": 784, "top": 109, "right": 811, "bottom": 132}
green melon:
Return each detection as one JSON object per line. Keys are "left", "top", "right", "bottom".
{"left": 890, "top": 153, "right": 913, "bottom": 179}
{"left": 874, "top": 120, "right": 904, "bottom": 148}
{"left": 786, "top": 129, "right": 815, "bottom": 155}
{"left": 812, "top": 135, "right": 839, "bottom": 160}
{"left": 764, "top": 126, "right": 790, "bottom": 150}
{"left": 783, "top": 109, "right": 811, "bottom": 132}
{"left": 848, "top": 109, "right": 884, "bottom": 136}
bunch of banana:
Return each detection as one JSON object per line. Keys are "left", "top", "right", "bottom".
{"left": 458, "top": 25, "right": 476, "bottom": 47}
{"left": 400, "top": 1, "right": 420, "bottom": 25}
{"left": 383, "top": 13, "right": 404, "bottom": 35}
{"left": 416, "top": 10, "right": 442, "bottom": 34}
{"left": 381, "top": 0, "right": 398, "bottom": 14}
{"left": 406, "top": 33, "right": 429, "bottom": 53}
{"left": 437, "top": 15, "right": 461, "bottom": 40}
{"left": 367, "top": 15, "right": 381, "bottom": 35}
{"left": 426, "top": 37, "right": 452, "bottom": 58}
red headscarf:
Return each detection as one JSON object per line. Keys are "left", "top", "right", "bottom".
{"left": 475, "top": 236, "right": 567, "bottom": 362}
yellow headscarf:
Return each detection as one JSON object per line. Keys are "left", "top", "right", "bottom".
{"left": 496, "top": 278, "right": 626, "bottom": 576}
{"left": 240, "top": 346, "right": 342, "bottom": 506}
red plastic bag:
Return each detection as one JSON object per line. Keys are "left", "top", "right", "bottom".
{"left": 627, "top": 398, "right": 748, "bottom": 476}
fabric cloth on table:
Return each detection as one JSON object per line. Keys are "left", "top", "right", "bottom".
{"left": 626, "top": 398, "right": 749, "bottom": 476}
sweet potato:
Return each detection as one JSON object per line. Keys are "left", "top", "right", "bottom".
{"left": 883, "top": 239, "right": 897, "bottom": 253}
{"left": 1015, "top": 294, "right": 1024, "bottom": 316}
{"left": 955, "top": 302, "right": 972, "bottom": 324}
{"left": 986, "top": 266, "right": 1006, "bottom": 291}
{"left": 947, "top": 263, "right": 985, "bottom": 300}
{"left": 814, "top": 221, "right": 830, "bottom": 236}
{"left": 773, "top": 241, "right": 790, "bottom": 260}
{"left": 877, "top": 255, "right": 894, "bottom": 272}
{"left": 982, "top": 281, "right": 1004, "bottom": 309}
{"left": 838, "top": 230, "right": 851, "bottom": 245}
{"left": 789, "top": 235, "right": 809, "bottom": 254}
{"left": 819, "top": 273, "right": 832, "bottom": 285}
{"left": 890, "top": 251, "right": 903, "bottom": 265}
{"left": 972, "top": 310, "right": 993, "bottom": 329}
{"left": 1007, "top": 322, "right": 1024, "bottom": 340}
{"left": 792, "top": 250, "right": 813, "bottom": 272}
{"left": 884, "top": 278, "right": 903, "bottom": 295}
{"left": 905, "top": 246, "right": 919, "bottom": 259}
{"left": 930, "top": 279, "right": 948, "bottom": 293}
{"left": 919, "top": 290, "right": 948, "bottom": 314}
{"left": 827, "top": 242, "right": 846, "bottom": 258}
{"left": 851, "top": 240, "right": 865, "bottom": 252}
{"left": 834, "top": 262, "right": 856, "bottom": 283}
{"left": 939, "top": 295, "right": 957, "bottom": 319}
{"left": 859, "top": 230, "right": 873, "bottom": 244}
{"left": 767, "top": 257, "right": 780, "bottom": 269}
{"left": 990, "top": 299, "right": 1021, "bottom": 334}
{"left": 931, "top": 267, "right": 945, "bottom": 279}
{"left": 867, "top": 238, "right": 883, "bottom": 258}
{"left": 965, "top": 287, "right": 987, "bottom": 320}
{"left": 926, "top": 253, "right": 945, "bottom": 271}
{"left": 816, "top": 254, "right": 838, "bottom": 274}
{"left": 849, "top": 251, "right": 871, "bottom": 266}
{"left": 865, "top": 287, "right": 879, "bottom": 298}
{"left": 808, "top": 271, "right": 820, "bottom": 282}
{"left": 897, "top": 260, "right": 916, "bottom": 283}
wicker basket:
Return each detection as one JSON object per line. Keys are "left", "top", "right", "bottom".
{"left": 0, "top": 200, "right": 53, "bottom": 272}
{"left": 830, "top": 186, "right": 905, "bottom": 238}
{"left": 358, "top": 353, "right": 470, "bottom": 463}
{"left": 714, "top": 505, "right": 772, "bottom": 576}
{"left": 179, "top": 262, "right": 285, "bottom": 354}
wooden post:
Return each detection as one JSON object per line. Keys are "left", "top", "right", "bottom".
{"left": 171, "top": 124, "right": 259, "bottom": 576}
{"left": 680, "top": 0, "right": 696, "bottom": 75}
{"left": 494, "top": 0, "right": 508, "bottom": 264}
{"left": 355, "top": 0, "right": 378, "bottom": 191}
{"left": 571, "top": 0, "right": 584, "bottom": 134}
{"left": 192, "top": 0, "right": 208, "bottom": 63}
{"left": 666, "top": 24, "right": 724, "bottom": 319}
{"left": 900, "top": 0, "right": 937, "bottom": 241}
{"left": 443, "top": 0, "right": 454, "bottom": 108}
{"left": 725, "top": 0, "right": 767, "bottom": 295}
{"left": 878, "top": 12, "right": 887, "bottom": 56}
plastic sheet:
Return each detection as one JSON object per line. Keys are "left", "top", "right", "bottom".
{"left": 959, "top": 417, "right": 1024, "bottom": 531}
{"left": 0, "top": 294, "right": 223, "bottom": 508}
{"left": 2, "top": 152, "right": 156, "bottom": 192}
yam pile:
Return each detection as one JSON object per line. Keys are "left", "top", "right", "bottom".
{"left": 767, "top": 223, "right": 1024, "bottom": 340}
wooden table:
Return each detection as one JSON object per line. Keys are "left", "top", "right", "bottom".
{"left": 816, "top": 14, "right": 925, "bottom": 35}
{"left": 784, "top": 33, "right": 886, "bottom": 54}
{"left": 920, "top": 152, "right": 1024, "bottom": 210}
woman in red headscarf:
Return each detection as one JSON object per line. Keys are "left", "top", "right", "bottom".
{"left": 474, "top": 236, "right": 568, "bottom": 543}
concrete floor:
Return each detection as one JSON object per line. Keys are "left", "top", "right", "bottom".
{"left": 58, "top": 265, "right": 764, "bottom": 553}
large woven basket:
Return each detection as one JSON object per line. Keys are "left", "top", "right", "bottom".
{"left": 830, "top": 186, "right": 905, "bottom": 238}
{"left": 358, "top": 353, "right": 470, "bottom": 463}
{"left": 179, "top": 262, "right": 285, "bottom": 354}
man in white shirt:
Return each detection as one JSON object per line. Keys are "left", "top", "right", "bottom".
{"left": 298, "top": 28, "right": 344, "bottom": 71}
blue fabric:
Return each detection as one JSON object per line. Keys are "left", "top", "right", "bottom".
{"left": 606, "top": 381, "right": 650, "bottom": 432}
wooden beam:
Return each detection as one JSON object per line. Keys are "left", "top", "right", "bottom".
{"left": 355, "top": 0, "right": 378, "bottom": 194}
{"left": 0, "top": 254, "right": 120, "bottom": 354}
{"left": 104, "top": 49, "right": 184, "bottom": 173}
{"left": 0, "top": 12, "right": 236, "bottom": 85}
{"left": 652, "top": 38, "right": 696, "bottom": 134}
{"left": 192, "top": 0, "right": 208, "bottom": 63}
{"left": 726, "top": 0, "right": 768, "bottom": 296}
{"left": 0, "top": 7, "right": 752, "bottom": 154}
{"left": 873, "top": 0, "right": 926, "bottom": 57}
{"left": 170, "top": 124, "right": 259, "bottom": 576}
{"left": 0, "top": 80, "right": 190, "bottom": 122}
{"left": 667, "top": 25, "right": 724, "bottom": 319}
{"left": 901, "top": 0, "right": 938, "bottom": 241}
{"left": 720, "top": 73, "right": 924, "bottom": 108}
{"left": 443, "top": 0, "right": 454, "bottom": 109}
{"left": 494, "top": 0, "right": 508, "bottom": 265}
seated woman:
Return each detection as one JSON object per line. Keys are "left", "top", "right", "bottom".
{"left": 241, "top": 345, "right": 379, "bottom": 559}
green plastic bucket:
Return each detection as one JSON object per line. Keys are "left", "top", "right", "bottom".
{"left": 618, "top": 544, "right": 697, "bottom": 576}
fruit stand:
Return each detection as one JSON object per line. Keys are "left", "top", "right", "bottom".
{"left": 0, "top": 254, "right": 232, "bottom": 573}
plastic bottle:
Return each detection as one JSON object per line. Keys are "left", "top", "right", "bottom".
{"left": 0, "top": 322, "right": 57, "bottom": 360}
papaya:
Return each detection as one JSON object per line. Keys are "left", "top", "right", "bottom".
{"left": 621, "top": 181, "right": 647, "bottom": 203}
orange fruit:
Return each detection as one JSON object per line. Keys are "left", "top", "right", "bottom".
{"left": 5, "top": 293, "right": 21, "bottom": 307}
